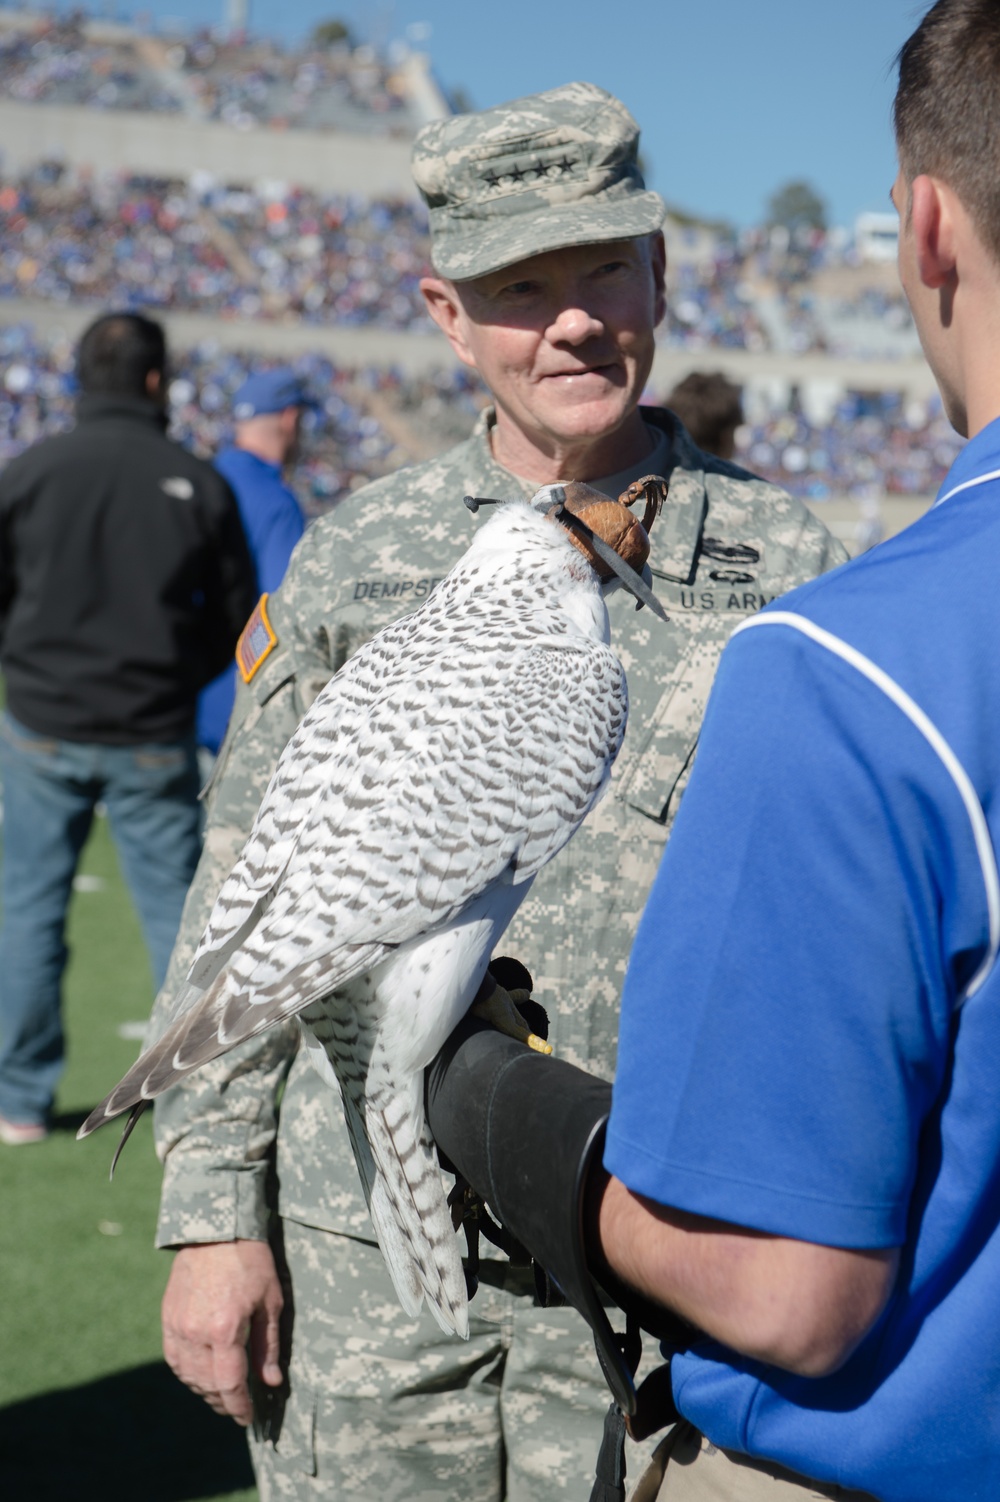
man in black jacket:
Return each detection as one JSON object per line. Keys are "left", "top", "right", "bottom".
{"left": 0, "top": 312, "right": 257, "bottom": 1144}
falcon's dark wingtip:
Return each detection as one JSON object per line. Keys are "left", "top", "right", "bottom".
{"left": 77, "top": 1091, "right": 138, "bottom": 1143}
{"left": 109, "top": 1103, "right": 148, "bottom": 1178}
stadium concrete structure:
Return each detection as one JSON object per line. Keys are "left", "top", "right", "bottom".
{"left": 0, "top": 7, "right": 941, "bottom": 546}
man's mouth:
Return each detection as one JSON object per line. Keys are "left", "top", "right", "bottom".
{"left": 540, "top": 362, "right": 618, "bottom": 382}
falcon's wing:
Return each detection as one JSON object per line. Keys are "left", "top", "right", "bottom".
{"left": 80, "top": 629, "right": 626, "bottom": 1134}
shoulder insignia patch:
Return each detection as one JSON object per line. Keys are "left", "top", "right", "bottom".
{"left": 236, "top": 594, "right": 278, "bottom": 684}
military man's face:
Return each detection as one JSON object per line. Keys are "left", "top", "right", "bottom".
{"left": 423, "top": 235, "right": 665, "bottom": 453}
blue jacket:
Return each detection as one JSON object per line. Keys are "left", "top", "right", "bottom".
{"left": 196, "top": 446, "right": 305, "bottom": 754}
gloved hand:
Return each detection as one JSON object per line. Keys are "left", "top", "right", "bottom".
{"left": 426, "top": 1007, "right": 690, "bottom": 1416}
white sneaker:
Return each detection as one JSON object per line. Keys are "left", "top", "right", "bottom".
{"left": 0, "top": 1114, "right": 49, "bottom": 1145}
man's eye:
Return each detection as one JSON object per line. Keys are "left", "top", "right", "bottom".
{"left": 501, "top": 281, "right": 537, "bottom": 296}
{"left": 595, "top": 260, "right": 627, "bottom": 276}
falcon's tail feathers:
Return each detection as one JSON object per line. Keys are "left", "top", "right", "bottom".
{"left": 365, "top": 1071, "right": 470, "bottom": 1340}
{"left": 309, "top": 1009, "right": 468, "bottom": 1340}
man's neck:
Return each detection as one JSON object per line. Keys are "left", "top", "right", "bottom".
{"left": 488, "top": 408, "right": 656, "bottom": 486}
{"left": 235, "top": 437, "right": 285, "bottom": 469}
{"left": 958, "top": 328, "right": 1000, "bottom": 438}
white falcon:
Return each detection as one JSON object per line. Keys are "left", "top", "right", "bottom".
{"left": 80, "top": 478, "right": 666, "bottom": 1339}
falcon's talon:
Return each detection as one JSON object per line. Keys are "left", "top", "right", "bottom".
{"left": 471, "top": 979, "right": 553, "bottom": 1053}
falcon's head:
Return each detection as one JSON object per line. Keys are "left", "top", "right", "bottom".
{"left": 532, "top": 476, "right": 668, "bottom": 619}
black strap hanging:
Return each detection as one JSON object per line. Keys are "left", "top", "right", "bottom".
{"left": 590, "top": 1401, "right": 630, "bottom": 1502}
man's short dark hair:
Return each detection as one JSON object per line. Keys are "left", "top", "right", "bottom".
{"left": 76, "top": 312, "right": 167, "bottom": 399}
{"left": 895, "top": 0, "right": 1000, "bottom": 260}
{"left": 666, "top": 371, "right": 744, "bottom": 458}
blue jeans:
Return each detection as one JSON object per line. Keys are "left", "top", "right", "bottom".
{"left": 0, "top": 712, "right": 201, "bottom": 1125}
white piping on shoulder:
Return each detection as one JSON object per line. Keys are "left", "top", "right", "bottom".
{"left": 934, "top": 465, "right": 1000, "bottom": 508}
{"left": 732, "top": 610, "right": 1000, "bottom": 1004}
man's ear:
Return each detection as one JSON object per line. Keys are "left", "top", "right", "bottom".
{"left": 649, "top": 231, "right": 667, "bottom": 328}
{"left": 911, "top": 175, "right": 957, "bottom": 290}
{"left": 420, "top": 276, "right": 478, "bottom": 368}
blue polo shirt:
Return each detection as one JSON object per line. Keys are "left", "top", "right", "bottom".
{"left": 197, "top": 447, "right": 305, "bottom": 754}
{"left": 606, "top": 417, "right": 1000, "bottom": 1500}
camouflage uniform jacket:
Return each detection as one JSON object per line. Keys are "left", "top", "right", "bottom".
{"left": 153, "top": 406, "right": 847, "bottom": 1247}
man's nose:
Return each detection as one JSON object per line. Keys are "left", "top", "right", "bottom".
{"left": 546, "top": 304, "right": 605, "bottom": 345}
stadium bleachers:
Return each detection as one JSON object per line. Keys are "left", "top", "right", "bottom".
{"left": 728, "top": 386, "right": 963, "bottom": 502}
{"left": 0, "top": 163, "right": 432, "bottom": 328}
{"left": 0, "top": 11, "right": 421, "bottom": 134}
{"left": 0, "top": 323, "right": 488, "bottom": 513}
{"left": 178, "top": 32, "right": 417, "bottom": 135}
{"left": 0, "top": 155, "right": 923, "bottom": 357}
{"left": 0, "top": 14, "right": 184, "bottom": 113}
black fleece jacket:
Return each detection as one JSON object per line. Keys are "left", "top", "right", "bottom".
{"left": 0, "top": 394, "right": 258, "bottom": 745}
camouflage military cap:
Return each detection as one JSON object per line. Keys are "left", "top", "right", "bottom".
{"left": 411, "top": 81, "right": 666, "bottom": 280}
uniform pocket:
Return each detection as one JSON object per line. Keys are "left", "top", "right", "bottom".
{"left": 265, "top": 1380, "right": 317, "bottom": 1477}
{"left": 612, "top": 621, "right": 722, "bottom": 827}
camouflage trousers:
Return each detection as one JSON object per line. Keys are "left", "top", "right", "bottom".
{"left": 249, "top": 1219, "right": 663, "bottom": 1501}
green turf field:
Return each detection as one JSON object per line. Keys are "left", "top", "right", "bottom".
{"left": 0, "top": 811, "right": 258, "bottom": 1502}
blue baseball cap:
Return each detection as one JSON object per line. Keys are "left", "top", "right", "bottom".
{"left": 232, "top": 367, "right": 319, "bottom": 420}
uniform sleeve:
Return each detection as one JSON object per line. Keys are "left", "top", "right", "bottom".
{"left": 605, "top": 626, "right": 985, "bottom": 1249}
{"left": 153, "top": 532, "right": 335, "bottom": 1247}
{"left": 788, "top": 506, "right": 850, "bottom": 582}
{"left": 757, "top": 479, "right": 850, "bottom": 591}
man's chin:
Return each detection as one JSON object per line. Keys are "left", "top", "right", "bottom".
{"left": 531, "top": 393, "right": 638, "bottom": 446}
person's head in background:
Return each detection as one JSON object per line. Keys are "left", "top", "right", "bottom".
{"left": 76, "top": 312, "right": 167, "bottom": 405}
{"left": 892, "top": 0, "right": 1000, "bottom": 438}
{"left": 665, "top": 370, "right": 744, "bottom": 460}
{"left": 231, "top": 368, "right": 317, "bottom": 470}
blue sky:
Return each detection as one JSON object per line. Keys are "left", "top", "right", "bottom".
{"left": 99, "top": 0, "right": 924, "bottom": 227}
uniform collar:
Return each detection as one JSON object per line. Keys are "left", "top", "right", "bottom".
{"left": 76, "top": 393, "right": 168, "bottom": 430}
{"left": 934, "top": 415, "right": 998, "bottom": 509}
{"left": 220, "top": 445, "right": 283, "bottom": 478}
{"left": 639, "top": 408, "right": 707, "bottom": 584}
{"left": 470, "top": 405, "right": 708, "bottom": 584}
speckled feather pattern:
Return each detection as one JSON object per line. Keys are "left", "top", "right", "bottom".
{"left": 83, "top": 502, "right": 627, "bottom": 1335}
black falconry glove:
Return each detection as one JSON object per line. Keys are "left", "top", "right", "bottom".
{"left": 425, "top": 1009, "right": 693, "bottom": 1422}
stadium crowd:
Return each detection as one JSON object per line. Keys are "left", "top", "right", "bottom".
{"left": 0, "top": 320, "right": 958, "bottom": 512}
{"left": 0, "top": 323, "right": 487, "bottom": 513}
{"left": 0, "top": 163, "right": 432, "bottom": 329}
{"left": 661, "top": 238, "right": 917, "bottom": 357}
{"left": 0, "top": 12, "right": 415, "bottom": 133}
{"left": 0, "top": 159, "right": 920, "bottom": 354}
{"left": 661, "top": 249, "right": 771, "bottom": 352}
{"left": 730, "top": 388, "right": 963, "bottom": 501}
{"left": 176, "top": 31, "right": 414, "bottom": 134}
{"left": 0, "top": 13, "right": 182, "bottom": 113}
